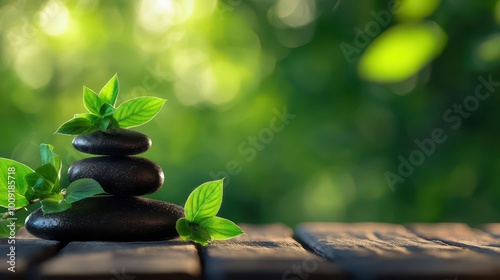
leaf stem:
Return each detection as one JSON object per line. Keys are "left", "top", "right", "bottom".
{"left": 1, "top": 199, "right": 40, "bottom": 219}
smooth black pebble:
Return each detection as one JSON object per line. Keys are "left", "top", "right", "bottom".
{"left": 68, "top": 156, "right": 164, "bottom": 196}
{"left": 72, "top": 129, "right": 152, "bottom": 155}
{"left": 25, "top": 196, "right": 183, "bottom": 241}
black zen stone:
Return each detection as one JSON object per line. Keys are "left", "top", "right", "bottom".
{"left": 72, "top": 129, "right": 152, "bottom": 155}
{"left": 68, "top": 156, "right": 164, "bottom": 196}
{"left": 25, "top": 196, "right": 183, "bottom": 241}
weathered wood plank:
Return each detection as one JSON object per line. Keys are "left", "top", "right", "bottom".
{"left": 482, "top": 223, "right": 500, "bottom": 238}
{"left": 37, "top": 239, "right": 201, "bottom": 280}
{"left": 0, "top": 228, "right": 60, "bottom": 280}
{"left": 296, "top": 223, "right": 500, "bottom": 279}
{"left": 407, "top": 223, "right": 500, "bottom": 256}
{"left": 203, "top": 223, "right": 347, "bottom": 280}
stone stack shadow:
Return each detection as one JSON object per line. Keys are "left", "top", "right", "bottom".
{"left": 26, "top": 129, "right": 183, "bottom": 241}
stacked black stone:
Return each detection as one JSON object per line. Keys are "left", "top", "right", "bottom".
{"left": 25, "top": 129, "right": 183, "bottom": 242}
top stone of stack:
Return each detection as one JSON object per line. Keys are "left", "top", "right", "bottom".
{"left": 72, "top": 129, "right": 152, "bottom": 155}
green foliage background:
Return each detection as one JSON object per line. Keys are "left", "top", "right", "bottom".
{"left": 1, "top": 0, "right": 500, "bottom": 226}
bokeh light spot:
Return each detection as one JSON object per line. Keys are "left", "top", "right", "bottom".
{"left": 358, "top": 21, "right": 447, "bottom": 83}
{"left": 274, "top": 0, "right": 316, "bottom": 28}
{"left": 476, "top": 34, "right": 500, "bottom": 62}
{"left": 37, "top": 0, "right": 70, "bottom": 36}
{"left": 303, "top": 167, "right": 356, "bottom": 220}
{"left": 173, "top": 49, "right": 213, "bottom": 106}
{"left": 14, "top": 46, "right": 53, "bottom": 89}
{"left": 396, "top": 0, "right": 441, "bottom": 20}
{"left": 209, "top": 60, "right": 241, "bottom": 105}
{"left": 138, "top": 0, "right": 194, "bottom": 34}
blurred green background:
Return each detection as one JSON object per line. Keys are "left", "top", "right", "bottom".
{"left": 1, "top": 0, "right": 500, "bottom": 226}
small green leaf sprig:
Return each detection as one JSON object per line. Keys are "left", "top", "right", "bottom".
{"left": 56, "top": 74, "right": 166, "bottom": 135}
{"left": 0, "top": 144, "right": 106, "bottom": 237}
{"left": 176, "top": 179, "right": 244, "bottom": 246}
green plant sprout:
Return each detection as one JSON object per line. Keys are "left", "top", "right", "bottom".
{"left": 56, "top": 74, "right": 166, "bottom": 135}
{"left": 0, "top": 144, "right": 105, "bottom": 236}
{"left": 176, "top": 179, "right": 244, "bottom": 246}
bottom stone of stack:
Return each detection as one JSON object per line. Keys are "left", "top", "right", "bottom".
{"left": 25, "top": 196, "right": 184, "bottom": 242}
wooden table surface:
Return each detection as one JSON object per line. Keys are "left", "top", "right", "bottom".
{"left": 1, "top": 223, "right": 500, "bottom": 280}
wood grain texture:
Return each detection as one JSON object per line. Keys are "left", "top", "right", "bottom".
{"left": 407, "top": 223, "right": 500, "bottom": 256}
{"left": 482, "top": 224, "right": 500, "bottom": 238}
{"left": 37, "top": 239, "right": 201, "bottom": 280}
{"left": 203, "top": 223, "right": 347, "bottom": 280}
{"left": 296, "top": 223, "right": 500, "bottom": 279}
{"left": 4, "top": 223, "right": 500, "bottom": 279}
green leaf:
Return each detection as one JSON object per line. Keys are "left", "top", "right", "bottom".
{"left": 99, "top": 103, "right": 115, "bottom": 117}
{"left": 25, "top": 172, "right": 43, "bottom": 187}
{"left": 26, "top": 163, "right": 60, "bottom": 197}
{"left": 178, "top": 179, "right": 242, "bottom": 246}
{"left": 99, "top": 74, "right": 119, "bottom": 106}
{"left": 176, "top": 217, "right": 192, "bottom": 242}
{"left": 35, "top": 164, "right": 58, "bottom": 186}
{"left": 40, "top": 144, "right": 62, "bottom": 178}
{"left": 105, "top": 117, "right": 121, "bottom": 134}
{"left": 184, "top": 179, "right": 223, "bottom": 223}
{"left": 75, "top": 114, "right": 112, "bottom": 131}
{"left": 26, "top": 172, "right": 54, "bottom": 196}
{"left": 55, "top": 117, "right": 98, "bottom": 135}
{"left": 37, "top": 179, "right": 104, "bottom": 215}
{"left": 34, "top": 162, "right": 61, "bottom": 193}
{"left": 0, "top": 158, "right": 34, "bottom": 209}
{"left": 114, "top": 97, "right": 166, "bottom": 128}
{"left": 75, "top": 113, "right": 100, "bottom": 124}
{"left": 176, "top": 217, "right": 242, "bottom": 246}
{"left": 40, "top": 193, "right": 71, "bottom": 215}
{"left": 200, "top": 216, "right": 244, "bottom": 240}
{"left": 64, "top": 178, "right": 105, "bottom": 203}
{"left": 97, "top": 117, "right": 111, "bottom": 131}
{"left": 190, "top": 225, "right": 211, "bottom": 246}
{"left": 83, "top": 86, "right": 103, "bottom": 115}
